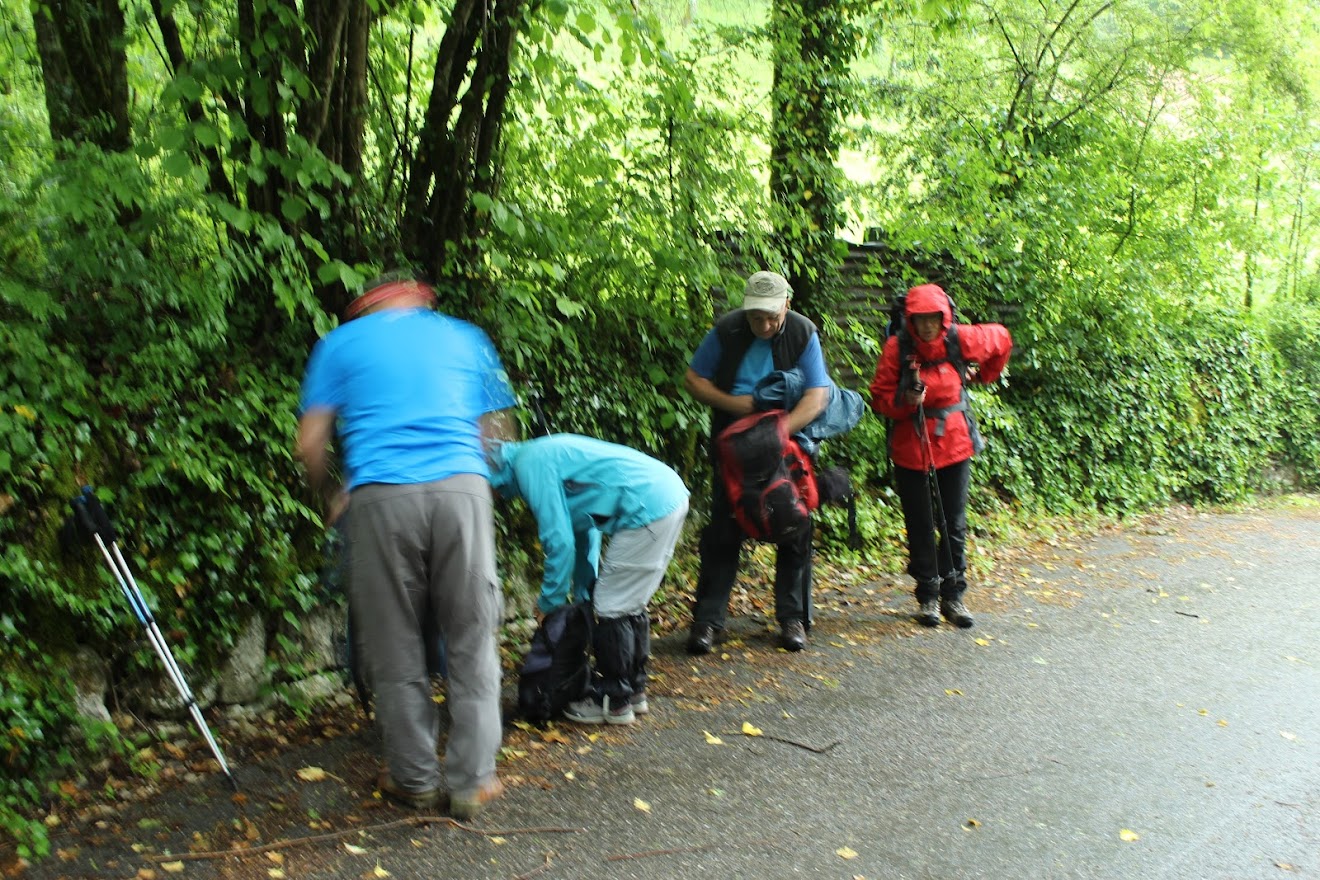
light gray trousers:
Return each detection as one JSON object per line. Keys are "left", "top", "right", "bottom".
{"left": 593, "top": 502, "right": 690, "bottom": 618}
{"left": 347, "top": 475, "right": 503, "bottom": 794}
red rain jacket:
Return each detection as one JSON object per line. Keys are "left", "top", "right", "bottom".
{"left": 869, "top": 284, "right": 1013, "bottom": 471}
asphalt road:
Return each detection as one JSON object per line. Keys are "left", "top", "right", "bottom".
{"left": 22, "top": 502, "right": 1320, "bottom": 880}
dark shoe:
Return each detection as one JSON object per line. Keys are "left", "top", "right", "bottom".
{"left": 450, "top": 776, "right": 504, "bottom": 821}
{"left": 779, "top": 619, "right": 807, "bottom": 652}
{"left": 940, "top": 599, "right": 975, "bottom": 628}
{"left": 686, "top": 622, "right": 716, "bottom": 655}
{"left": 377, "top": 771, "right": 442, "bottom": 810}
{"left": 916, "top": 599, "right": 941, "bottom": 627}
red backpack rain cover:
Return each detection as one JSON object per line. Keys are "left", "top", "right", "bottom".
{"left": 716, "top": 410, "right": 819, "bottom": 543}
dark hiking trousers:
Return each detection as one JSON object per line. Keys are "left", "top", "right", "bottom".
{"left": 894, "top": 458, "right": 971, "bottom": 602}
{"left": 691, "top": 470, "right": 812, "bottom": 630}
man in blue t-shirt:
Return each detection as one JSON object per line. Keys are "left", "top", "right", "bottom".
{"left": 683, "top": 271, "right": 830, "bottom": 654}
{"left": 296, "top": 277, "right": 516, "bottom": 821}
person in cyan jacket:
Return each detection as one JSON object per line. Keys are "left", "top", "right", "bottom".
{"left": 488, "top": 434, "right": 689, "bottom": 725}
{"left": 869, "top": 284, "right": 1012, "bottom": 629}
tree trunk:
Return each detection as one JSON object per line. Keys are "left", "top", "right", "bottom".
{"left": 31, "top": 0, "right": 130, "bottom": 152}
{"left": 768, "top": 0, "right": 850, "bottom": 322}
{"left": 401, "top": 0, "right": 531, "bottom": 306}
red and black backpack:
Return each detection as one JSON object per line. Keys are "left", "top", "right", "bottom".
{"left": 716, "top": 410, "right": 819, "bottom": 543}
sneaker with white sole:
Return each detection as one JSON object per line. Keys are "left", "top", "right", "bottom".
{"left": 629, "top": 692, "right": 649, "bottom": 716}
{"left": 604, "top": 695, "right": 635, "bottom": 725}
{"left": 563, "top": 695, "right": 636, "bottom": 726}
{"left": 562, "top": 697, "right": 605, "bottom": 724}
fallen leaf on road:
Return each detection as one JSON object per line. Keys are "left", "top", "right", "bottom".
{"left": 268, "top": 871, "right": 285, "bottom": 879}
{"left": 1280, "top": 731, "right": 1297, "bottom": 741}
{"left": 491, "top": 837, "right": 507, "bottom": 845}
{"left": 344, "top": 843, "right": 367, "bottom": 855}
{"left": 1217, "top": 719, "right": 1228, "bottom": 727}
{"left": 369, "top": 863, "right": 390, "bottom": 878}
{"left": 161, "top": 863, "right": 184, "bottom": 874}
{"left": 296, "top": 766, "right": 329, "bottom": 783}
{"left": 944, "top": 689, "right": 963, "bottom": 696}
{"left": 634, "top": 798, "right": 651, "bottom": 813}
{"left": 704, "top": 731, "right": 724, "bottom": 745}
{"left": 837, "top": 846, "right": 858, "bottom": 859}
{"left": 1276, "top": 861, "right": 1295, "bottom": 871}
{"left": 742, "top": 722, "right": 762, "bottom": 737}
{"left": 540, "top": 728, "right": 571, "bottom": 744}
{"left": 964, "top": 819, "right": 981, "bottom": 828}
{"left": 1119, "top": 829, "right": 1140, "bottom": 842}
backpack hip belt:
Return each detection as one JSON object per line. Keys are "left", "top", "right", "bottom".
{"left": 919, "top": 399, "right": 969, "bottom": 438}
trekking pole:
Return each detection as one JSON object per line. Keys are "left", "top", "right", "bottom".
{"left": 914, "top": 402, "right": 958, "bottom": 585}
{"left": 70, "top": 488, "right": 238, "bottom": 790}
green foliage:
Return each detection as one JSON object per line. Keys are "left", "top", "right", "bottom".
{"left": 3, "top": 0, "right": 1320, "bottom": 861}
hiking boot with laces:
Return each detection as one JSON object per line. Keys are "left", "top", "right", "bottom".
{"left": 940, "top": 598, "right": 975, "bottom": 628}
{"left": 916, "top": 599, "right": 941, "bottom": 627}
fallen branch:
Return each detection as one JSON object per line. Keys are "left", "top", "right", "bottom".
{"left": 607, "top": 836, "right": 774, "bottom": 862}
{"left": 512, "top": 851, "right": 555, "bottom": 879}
{"left": 763, "top": 734, "right": 840, "bottom": 753}
{"left": 725, "top": 731, "right": 840, "bottom": 753}
{"left": 144, "top": 816, "right": 584, "bottom": 863}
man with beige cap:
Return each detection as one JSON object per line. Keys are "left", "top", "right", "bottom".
{"left": 682, "top": 270, "right": 830, "bottom": 654}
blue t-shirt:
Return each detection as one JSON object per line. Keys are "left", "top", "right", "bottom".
{"left": 299, "top": 308, "right": 517, "bottom": 490}
{"left": 689, "top": 324, "right": 829, "bottom": 395}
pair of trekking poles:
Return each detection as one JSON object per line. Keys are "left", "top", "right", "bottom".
{"left": 68, "top": 487, "right": 238, "bottom": 790}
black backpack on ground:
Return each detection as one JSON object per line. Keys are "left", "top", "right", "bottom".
{"left": 517, "top": 601, "right": 592, "bottom": 723}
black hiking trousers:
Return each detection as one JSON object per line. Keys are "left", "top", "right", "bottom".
{"left": 691, "top": 470, "right": 812, "bottom": 630}
{"left": 895, "top": 458, "right": 971, "bottom": 602}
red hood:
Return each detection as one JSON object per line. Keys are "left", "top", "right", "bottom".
{"left": 904, "top": 284, "right": 953, "bottom": 334}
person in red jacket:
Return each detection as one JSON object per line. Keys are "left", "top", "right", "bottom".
{"left": 869, "top": 284, "right": 1013, "bottom": 628}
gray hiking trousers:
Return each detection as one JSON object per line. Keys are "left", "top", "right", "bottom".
{"left": 346, "top": 475, "right": 503, "bottom": 794}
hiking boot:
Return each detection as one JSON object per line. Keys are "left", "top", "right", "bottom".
{"left": 686, "top": 622, "right": 716, "bottom": 656}
{"left": 376, "top": 771, "right": 442, "bottom": 810}
{"left": 779, "top": 619, "right": 807, "bottom": 652}
{"left": 629, "top": 691, "right": 649, "bottom": 716}
{"left": 916, "top": 599, "right": 941, "bottom": 627}
{"left": 940, "top": 598, "right": 975, "bottom": 629}
{"left": 449, "top": 776, "right": 504, "bottom": 821}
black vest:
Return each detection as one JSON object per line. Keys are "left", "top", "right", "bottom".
{"left": 710, "top": 309, "right": 818, "bottom": 438}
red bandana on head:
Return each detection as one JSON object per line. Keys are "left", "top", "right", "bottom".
{"left": 345, "top": 280, "right": 437, "bottom": 319}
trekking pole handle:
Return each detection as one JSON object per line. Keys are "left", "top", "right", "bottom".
{"left": 71, "top": 486, "right": 117, "bottom": 543}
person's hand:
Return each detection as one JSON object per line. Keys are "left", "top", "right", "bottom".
{"left": 326, "top": 490, "right": 350, "bottom": 527}
{"left": 904, "top": 386, "right": 927, "bottom": 407}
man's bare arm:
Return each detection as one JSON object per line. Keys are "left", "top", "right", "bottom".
{"left": 684, "top": 368, "right": 755, "bottom": 418}
{"left": 786, "top": 385, "right": 829, "bottom": 435}
{"left": 295, "top": 407, "right": 348, "bottom": 523}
